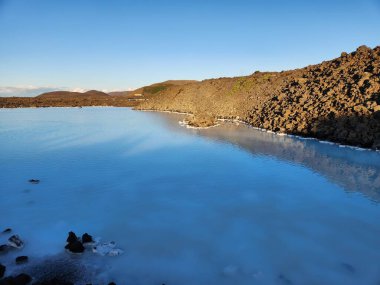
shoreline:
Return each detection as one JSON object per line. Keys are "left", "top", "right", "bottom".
{"left": 137, "top": 108, "right": 380, "bottom": 152}
{"left": 0, "top": 106, "right": 378, "bottom": 152}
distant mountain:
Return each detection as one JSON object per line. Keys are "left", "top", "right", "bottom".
{"left": 37, "top": 90, "right": 109, "bottom": 99}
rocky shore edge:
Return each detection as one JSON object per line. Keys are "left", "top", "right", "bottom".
{"left": 0, "top": 226, "right": 122, "bottom": 285}
{"left": 139, "top": 108, "right": 380, "bottom": 152}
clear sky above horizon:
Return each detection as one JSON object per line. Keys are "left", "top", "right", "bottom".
{"left": 0, "top": 0, "right": 379, "bottom": 95}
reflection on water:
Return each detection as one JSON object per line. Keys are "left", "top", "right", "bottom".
{"left": 1, "top": 108, "right": 380, "bottom": 285}
{"left": 157, "top": 112, "right": 380, "bottom": 202}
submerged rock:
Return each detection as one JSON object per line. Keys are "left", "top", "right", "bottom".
{"left": 28, "top": 179, "right": 40, "bottom": 184}
{"left": 277, "top": 274, "right": 293, "bottom": 285}
{"left": 15, "top": 256, "right": 29, "bottom": 265}
{"left": 0, "top": 244, "right": 11, "bottom": 254}
{"left": 8, "top": 235, "right": 24, "bottom": 249}
{"left": 341, "top": 262, "right": 356, "bottom": 273}
{"left": 2, "top": 229, "right": 11, "bottom": 234}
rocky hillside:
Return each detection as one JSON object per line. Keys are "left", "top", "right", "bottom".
{"left": 137, "top": 45, "right": 380, "bottom": 149}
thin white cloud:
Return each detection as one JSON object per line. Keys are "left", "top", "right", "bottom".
{"left": 0, "top": 86, "right": 57, "bottom": 97}
{"left": 69, "top": 87, "right": 88, "bottom": 93}
{"left": 0, "top": 86, "right": 86, "bottom": 97}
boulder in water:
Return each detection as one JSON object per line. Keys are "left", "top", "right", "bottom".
{"left": 8, "top": 235, "right": 24, "bottom": 249}
{"left": 2, "top": 228, "right": 11, "bottom": 234}
{"left": 28, "top": 179, "right": 40, "bottom": 184}
{"left": 0, "top": 263, "right": 5, "bottom": 278}
{"left": 0, "top": 244, "right": 11, "bottom": 254}
{"left": 65, "top": 241, "right": 84, "bottom": 253}
{"left": 66, "top": 232, "right": 78, "bottom": 243}
{"left": 15, "top": 256, "right": 29, "bottom": 265}
{"left": 81, "top": 233, "right": 93, "bottom": 244}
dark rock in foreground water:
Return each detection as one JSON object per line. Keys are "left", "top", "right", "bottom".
{"left": 66, "top": 232, "right": 78, "bottom": 244}
{"left": 2, "top": 229, "right": 11, "bottom": 234}
{"left": 28, "top": 179, "right": 40, "bottom": 184}
{"left": 0, "top": 264, "right": 5, "bottom": 278}
{"left": 8, "top": 235, "right": 24, "bottom": 249}
{"left": 0, "top": 245, "right": 11, "bottom": 254}
{"left": 15, "top": 256, "right": 29, "bottom": 265}
{"left": 81, "top": 233, "right": 93, "bottom": 244}
{"left": 65, "top": 232, "right": 85, "bottom": 253}
{"left": 65, "top": 241, "right": 84, "bottom": 253}
{"left": 0, "top": 273, "right": 32, "bottom": 285}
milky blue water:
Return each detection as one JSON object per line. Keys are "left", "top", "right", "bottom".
{"left": 1, "top": 107, "right": 380, "bottom": 285}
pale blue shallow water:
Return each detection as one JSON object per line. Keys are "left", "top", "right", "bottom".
{"left": 0, "top": 107, "right": 380, "bottom": 285}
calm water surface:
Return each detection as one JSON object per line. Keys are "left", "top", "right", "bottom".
{"left": 1, "top": 108, "right": 380, "bottom": 285}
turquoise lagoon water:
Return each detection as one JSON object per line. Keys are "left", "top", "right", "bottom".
{"left": 0, "top": 107, "right": 380, "bottom": 285}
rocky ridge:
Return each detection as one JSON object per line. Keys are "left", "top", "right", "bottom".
{"left": 137, "top": 45, "right": 380, "bottom": 149}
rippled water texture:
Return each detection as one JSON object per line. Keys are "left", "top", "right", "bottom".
{"left": 1, "top": 108, "right": 380, "bottom": 285}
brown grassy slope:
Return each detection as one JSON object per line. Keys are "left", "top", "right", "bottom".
{"left": 109, "top": 80, "right": 198, "bottom": 97}
{"left": 137, "top": 45, "right": 380, "bottom": 149}
{"left": 36, "top": 90, "right": 110, "bottom": 99}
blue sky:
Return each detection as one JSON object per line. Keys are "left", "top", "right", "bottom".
{"left": 0, "top": 0, "right": 379, "bottom": 95}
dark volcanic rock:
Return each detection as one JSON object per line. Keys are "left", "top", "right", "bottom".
{"left": 33, "top": 278, "right": 74, "bottom": 285}
{"left": 8, "top": 235, "right": 24, "bottom": 249}
{"left": 0, "top": 244, "right": 11, "bottom": 254}
{"left": 28, "top": 179, "right": 40, "bottom": 184}
{"left": 14, "top": 274, "right": 32, "bottom": 285}
{"left": 15, "top": 256, "right": 29, "bottom": 265}
{"left": 66, "top": 232, "right": 78, "bottom": 244}
{"left": 81, "top": 233, "right": 93, "bottom": 244}
{"left": 0, "top": 264, "right": 5, "bottom": 278}
{"left": 0, "top": 274, "right": 32, "bottom": 285}
{"left": 65, "top": 241, "right": 84, "bottom": 253}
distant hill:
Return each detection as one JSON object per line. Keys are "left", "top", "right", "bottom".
{"left": 37, "top": 90, "right": 109, "bottom": 99}
{"left": 108, "top": 80, "right": 198, "bottom": 97}
{"left": 0, "top": 89, "right": 136, "bottom": 108}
